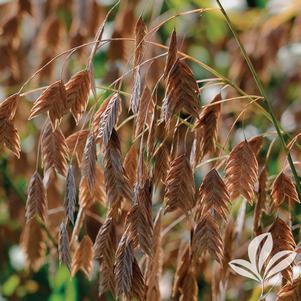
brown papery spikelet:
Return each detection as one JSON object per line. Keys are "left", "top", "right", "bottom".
{"left": 225, "top": 140, "right": 258, "bottom": 204}
{"left": 79, "top": 166, "right": 105, "bottom": 209}
{"left": 162, "top": 58, "right": 200, "bottom": 124}
{"left": 194, "top": 93, "right": 221, "bottom": 162}
{"left": 123, "top": 144, "right": 138, "bottom": 188}
{"left": 58, "top": 223, "right": 71, "bottom": 272}
{"left": 0, "top": 93, "right": 19, "bottom": 120}
{"left": 165, "top": 153, "right": 195, "bottom": 214}
{"left": 65, "top": 69, "right": 91, "bottom": 124}
{"left": 180, "top": 269, "right": 198, "bottom": 301}
{"left": 41, "top": 123, "right": 68, "bottom": 176}
{"left": 92, "top": 96, "right": 110, "bottom": 137}
{"left": 133, "top": 17, "right": 147, "bottom": 68}
{"left": 191, "top": 213, "right": 223, "bottom": 263}
{"left": 29, "top": 80, "right": 68, "bottom": 129}
{"left": 271, "top": 172, "right": 299, "bottom": 211}
{"left": 18, "top": 0, "right": 32, "bottom": 16}
{"left": 97, "top": 93, "right": 120, "bottom": 147}
{"left": 66, "top": 129, "right": 89, "bottom": 165}
{"left": 145, "top": 210, "right": 162, "bottom": 301}
{"left": 20, "top": 218, "right": 46, "bottom": 271}
{"left": 248, "top": 135, "right": 263, "bottom": 156}
{"left": 64, "top": 164, "right": 76, "bottom": 224}
{"left": 0, "top": 118, "right": 21, "bottom": 157}
{"left": 115, "top": 234, "right": 135, "bottom": 299}
{"left": 172, "top": 246, "right": 191, "bottom": 299}
{"left": 254, "top": 167, "right": 267, "bottom": 233}
{"left": 127, "top": 180, "right": 153, "bottom": 255}
{"left": 94, "top": 217, "right": 116, "bottom": 295}
{"left": 71, "top": 235, "right": 94, "bottom": 279}
{"left": 135, "top": 86, "right": 154, "bottom": 137}
{"left": 164, "top": 28, "right": 177, "bottom": 79}
{"left": 195, "top": 168, "right": 230, "bottom": 222}
{"left": 131, "top": 258, "right": 145, "bottom": 301}
{"left": 104, "top": 129, "right": 132, "bottom": 212}
{"left": 276, "top": 276, "right": 301, "bottom": 301}
{"left": 152, "top": 142, "right": 169, "bottom": 188}
{"left": 269, "top": 217, "right": 296, "bottom": 283}
{"left": 25, "top": 171, "right": 46, "bottom": 222}
{"left": 82, "top": 133, "right": 97, "bottom": 193}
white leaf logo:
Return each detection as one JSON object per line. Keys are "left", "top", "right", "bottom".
{"left": 229, "top": 232, "right": 296, "bottom": 287}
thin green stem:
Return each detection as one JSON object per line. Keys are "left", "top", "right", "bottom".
{"left": 216, "top": 0, "right": 301, "bottom": 199}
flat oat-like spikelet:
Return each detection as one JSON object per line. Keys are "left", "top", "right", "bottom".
{"left": 165, "top": 153, "right": 195, "bottom": 214}
{"left": 152, "top": 142, "right": 169, "bottom": 188}
{"left": 130, "top": 17, "right": 147, "bottom": 114}
{"left": 162, "top": 58, "right": 200, "bottom": 124}
{"left": 192, "top": 213, "right": 223, "bottom": 263}
{"left": 194, "top": 93, "right": 221, "bottom": 161}
{"left": 123, "top": 144, "right": 138, "bottom": 188}
{"left": 64, "top": 164, "right": 76, "bottom": 224}
{"left": 66, "top": 129, "right": 89, "bottom": 165}
{"left": 115, "top": 234, "right": 135, "bottom": 300}
{"left": 248, "top": 135, "right": 263, "bottom": 156}
{"left": 104, "top": 129, "right": 132, "bottom": 212}
{"left": 164, "top": 28, "right": 177, "bottom": 79}
{"left": 271, "top": 172, "right": 299, "bottom": 211}
{"left": 0, "top": 118, "right": 21, "bottom": 157}
{"left": 41, "top": 123, "right": 68, "bottom": 176}
{"left": 92, "top": 96, "right": 110, "bottom": 137}
{"left": 25, "top": 171, "right": 46, "bottom": 222}
{"left": 58, "top": 223, "right": 71, "bottom": 272}
{"left": 0, "top": 93, "right": 19, "bottom": 120}
{"left": 97, "top": 93, "right": 120, "bottom": 147}
{"left": 79, "top": 166, "right": 105, "bottom": 209}
{"left": 195, "top": 168, "right": 230, "bottom": 222}
{"left": 253, "top": 167, "right": 267, "bottom": 233}
{"left": 71, "top": 235, "right": 94, "bottom": 279}
{"left": 134, "top": 86, "right": 154, "bottom": 137}
{"left": 131, "top": 258, "right": 145, "bottom": 301}
{"left": 127, "top": 180, "right": 153, "bottom": 255}
{"left": 82, "top": 133, "right": 97, "bottom": 193}
{"left": 269, "top": 217, "right": 296, "bottom": 283}
{"left": 20, "top": 218, "right": 46, "bottom": 271}
{"left": 276, "top": 276, "right": 301, "bottom": 301}
{"left": 29, "top": 80, "right": 68, "bottom": 129}
{"left": 65, "top": 69, "right": 91, "bottom": 124}
{"left": 225, "top": 140, "right": 258, "bottom": 204}
{"left": 145, "top": 210, "right": 162, "bottom": 301}
{"left": 94, "top": 217, "right": 116, "bottom": 295}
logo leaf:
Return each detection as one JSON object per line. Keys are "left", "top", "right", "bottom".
{"left": 263, "top": 251, "right": 296, "bottom": 280}
{"left": 229, "top": 259, "right": 262, "bottom": 282}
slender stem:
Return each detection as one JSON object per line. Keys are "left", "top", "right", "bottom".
{"left": 216, "top": 0, "right": 301, "bottom": 199}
